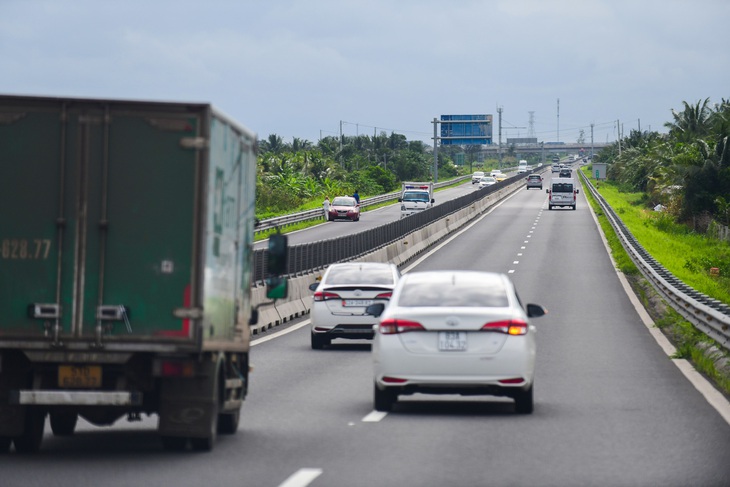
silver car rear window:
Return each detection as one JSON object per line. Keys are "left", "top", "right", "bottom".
{"left": 552, "top": 183, "right": 573, "bottom": 193}
{"left": 326, "top": 266, "right": 395, "bottom": 285}
{"left": 398, "top": 282, "right": 509, "bottom": 307}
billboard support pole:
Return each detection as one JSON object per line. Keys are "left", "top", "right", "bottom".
{"left": 432, "top": 118, "right": 438, "bottom": 184}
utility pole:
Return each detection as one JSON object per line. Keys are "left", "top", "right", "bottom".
{"left": 616, "top": 119, "right": 621, "bottom": 157}
{"left": 339, "top": 120, "right": 343, "bottom": 167}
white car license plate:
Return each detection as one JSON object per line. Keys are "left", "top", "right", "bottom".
{"left": 343, "top": 299, "right": 373, "bottom": 307}
{"left": 438, "top": 331, "right": 467, "bottom": 351}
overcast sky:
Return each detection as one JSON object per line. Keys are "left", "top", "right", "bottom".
{"left": 1, "top": 0, "right": 728, "bottom": 146}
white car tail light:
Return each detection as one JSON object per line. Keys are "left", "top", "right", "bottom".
{"left": 374, "top": 292, "right": 392, "bottom": 300}
{"left": 313, "top": 291, "right": 341, "bottom": 302}
{"left": 480, "top": 319, "right": 528, "bottom": 335}
{"left": 379, "top": 318, "right": 425, "bottom": 335}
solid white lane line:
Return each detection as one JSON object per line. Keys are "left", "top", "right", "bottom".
{"left": 251, "top": 319, "right": 311, "bottom": 346}
{"left": 279, "top": 469, "right": 323, "bottom": 487}
{"left": 362, "top": 411, "right": 388, "bottom": 422}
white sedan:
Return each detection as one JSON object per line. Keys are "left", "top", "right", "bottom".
{"left": 478, "top": 176, "right": 497, "bottom": 189}
{"left": 309, "top": 262, "right": 401, "bottom": 349}
{"left": 367, "top": 271, "right": 547, "bottom": 413}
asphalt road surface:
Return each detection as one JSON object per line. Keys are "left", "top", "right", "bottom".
{"left": 3, "top": 173, "right": 729, "bottom": 487}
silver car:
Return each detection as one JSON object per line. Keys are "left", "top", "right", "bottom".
{"left": 309, "top": 262, "right": 401, "bottom": 349}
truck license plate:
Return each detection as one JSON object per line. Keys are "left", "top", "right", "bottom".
{"left": 58, "top": 365, "right": 102, "bottom": 388}
{"left": 438, "top": 332, "right": 467, "bottom": 351}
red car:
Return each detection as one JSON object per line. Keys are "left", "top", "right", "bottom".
{"left": 328, "top": 196, "right": 360, "bottom": 221}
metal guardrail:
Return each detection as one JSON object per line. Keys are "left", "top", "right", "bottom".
{"left": 579, "top": 171, "right": 730, "bottom": 350}
{"left": 251, "top": 173, "right": 527, "bottom": 283}
{"left": 255, "top": 175, "right": 471, "bottom": 233}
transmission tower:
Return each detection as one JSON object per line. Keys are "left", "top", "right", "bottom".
{"left": 527, "top": 111, "right": 535, "bottom": 139}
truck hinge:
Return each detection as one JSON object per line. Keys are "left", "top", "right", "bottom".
{"left": 180, "top": 137, "right": 208, "bottom": 150}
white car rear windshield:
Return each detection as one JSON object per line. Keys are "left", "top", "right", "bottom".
{"left": 398, "top": 282, "right": 509, "bottom": 307}
{"left": 326, "top": 266, "right": 395, "bottom": 285}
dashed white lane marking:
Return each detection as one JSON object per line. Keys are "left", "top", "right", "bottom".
{"left": 279, "top": 468, "right": 323, "bottom": 487}
{"left": 513, "top": 261, "right": 519, "bottom": 264}
{"left": 508, "top": 270, "right": 515, "bottom": 274}
{"left": 362, "top": 411, "right": 388, "bottom": 422}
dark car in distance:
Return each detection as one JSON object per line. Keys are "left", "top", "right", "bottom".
{"left": 559, "top": 168, "right": 572, "bottom": 178}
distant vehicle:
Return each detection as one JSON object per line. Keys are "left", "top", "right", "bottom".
{"left": 526, "top": 174, "right": 543, "bottom": 190}
{"left": 471, "top": 171, "right": 485, "bottom": 184}
{"left": 552, "top": 164, "right": 561, "bottom": 173}
{"left": 517, "top": 160, "right": 528, "bottom": 173}
{"left": 568, "top": 155, "right": 576, "bottom": 162}
{"left": 490, "top": 169, "right": 503, "bottom": 178}
{"left": 366, "top": 270, "right": 547, "bottom": 413}
{"left": 552, "top": 156, "right": 560, "bottom": 163}
{"left": 399, "top": 182, "right": 434, "bottom": 219}
{"left": 547, "top": 179, "right": 579, "bottom": 210}
{"left": 478, "top": 176, "right": 497, "bottom": 189}
{"left": 328, "top": 196, "right": 360, "bottom": 221}
{"left": 559, "top": 168, "right": 572, "bottom": 178}
{"left": 309, "top": 263, "right": 400, "bottom": 349}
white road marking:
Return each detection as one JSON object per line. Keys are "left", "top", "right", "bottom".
{"left": 251, "top": 319, "right": 311, "bottom": 346}
{"left": 362, "top": 411, "right": 388, "bottom": 422}
{"left": 508, "top": 270, "right": 515, "bottom": 274}
{"left": 513, "top": 261, "right": 519, "bottom": 264}
{"left": 279, "top": 468, "right": 323, "bottom": 487}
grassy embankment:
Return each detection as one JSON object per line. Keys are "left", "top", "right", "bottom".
{"left": 580, "top": 166, "right": 730, "bottom": 395}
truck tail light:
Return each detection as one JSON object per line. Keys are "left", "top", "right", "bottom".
{"left": 157, "top": 360, "right": 195, "bottom": 377}
{"left": 313, "top": 291, "right": 341, "bottom": 301}
{"left": 480, "top": 319, "right": 528, "bottom": 335}
{"left": 379, "top": 318, "right": 425, "bottom": 334}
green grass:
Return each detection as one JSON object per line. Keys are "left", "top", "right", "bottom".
{"left": 581, "top": 167, "right": 730, "bottom": 304}
{"left": 580, "top": 167, "right": 730, "bottom": 397}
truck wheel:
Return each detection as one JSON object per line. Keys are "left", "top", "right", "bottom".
{"left": 50, "top": 412, "right": 78, "bottom": 436}
{"left": 190, "top": 370, "right": 220, "bottom": 452}
{"left": 217, "top": 408, "right": 240, "bottom": 435}
{"left": 161, "top": 436, "right": 188, "bottom": 451}
{"left": 13, "top": 408, "right": 45, "bottom": 453}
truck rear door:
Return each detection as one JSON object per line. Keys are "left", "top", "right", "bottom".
{"left": 0, "top": 97, "right": 202, "bottom": 342}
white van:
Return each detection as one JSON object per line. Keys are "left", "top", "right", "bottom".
{"left": 546, "top": 178, "right": 579, "bottom": 210}
{"left": 517, "top": 160, "right": 528, "bottom": 173}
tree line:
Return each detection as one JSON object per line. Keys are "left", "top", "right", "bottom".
{"left": 255, "top": 131, "right": 462, "bottom": 219}
{"left": 595, "top": 98, "right": 730, "bottom": 234}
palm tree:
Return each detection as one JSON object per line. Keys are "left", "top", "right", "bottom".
{"left": 665, "top": 98, "right": 712, "bottom": 142}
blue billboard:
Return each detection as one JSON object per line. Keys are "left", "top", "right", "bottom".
{"left": 440, "top": 114, "right": 493, "bottom": 145}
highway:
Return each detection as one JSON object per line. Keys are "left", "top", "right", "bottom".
{"left": 2, "top": 171, "right": 729, "bottom": 487}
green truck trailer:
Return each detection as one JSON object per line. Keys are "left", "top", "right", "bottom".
{"left": 0, "top": 95, "right": 261, "bottom": 452}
